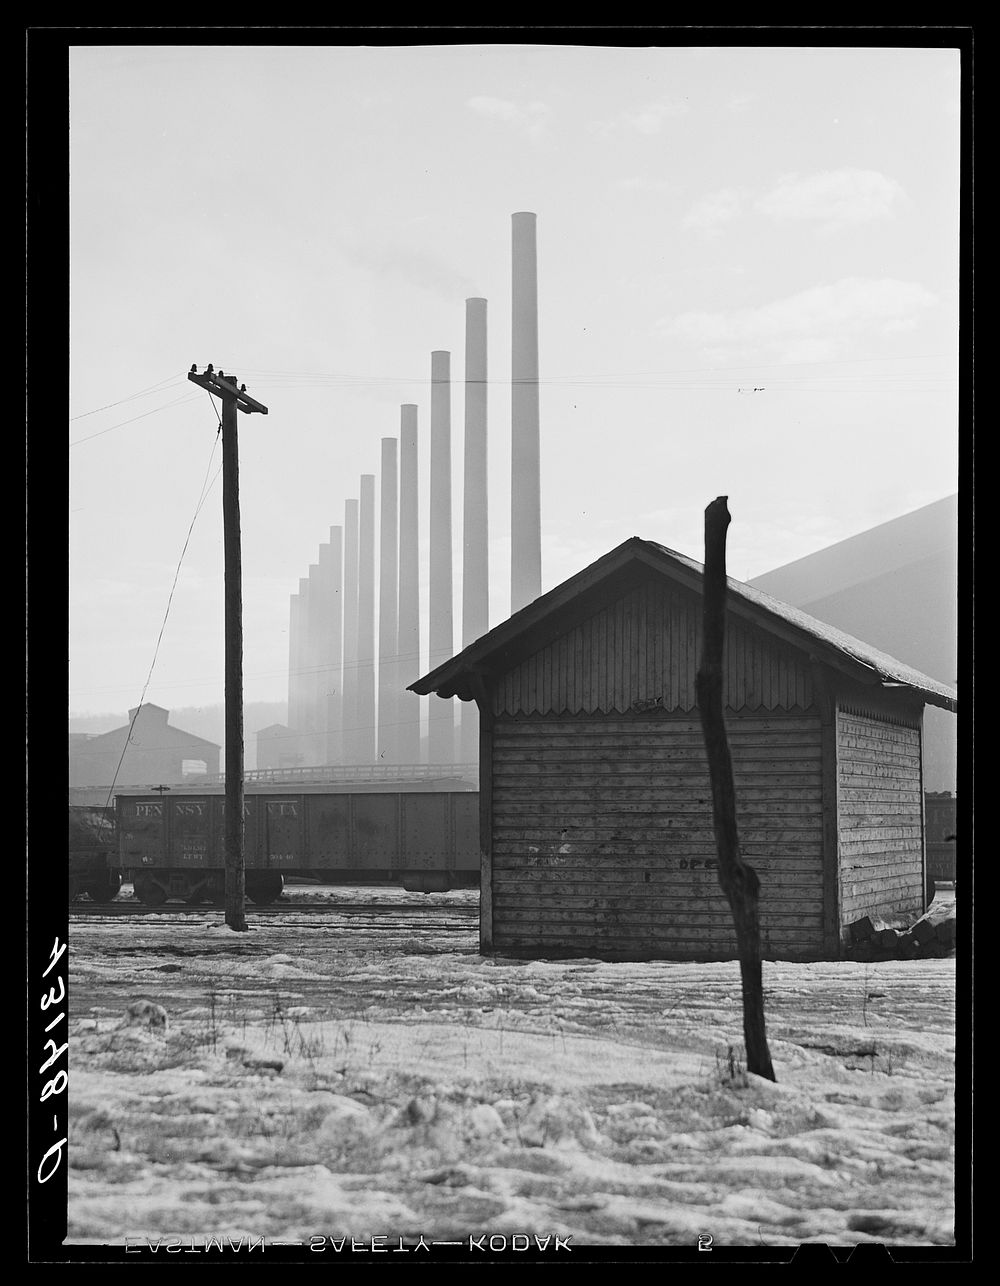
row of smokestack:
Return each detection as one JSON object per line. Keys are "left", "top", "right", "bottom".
{"left": 286, "top": 213, "right": 540, "bottom": 769}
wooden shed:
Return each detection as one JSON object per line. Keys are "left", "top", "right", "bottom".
{"left": 409, "top": 538, "right": 958, "bottom": 961}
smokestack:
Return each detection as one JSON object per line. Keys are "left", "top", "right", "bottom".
{"left": 291, "top": 577, "right": 312, "bottom": 764}
{"left": 511, "top": 211, "right": 541, "bottom": 613}
{"left": 342, "top": 498, "right": 359, "bottom": 762}
{"left": 428, "top": 350, "right": 455, "bottom": 765}
{"left": 461, "top": 297, "right": 489, "bottom": 767}
{"left": 378, "top": 438, "right": 399, "bottom": 762}
{"left": 305, "top": 562, "right": 321, "bottom": 764}
{"left": 325, "top": 525, "right": 344, "bottom": 765}
{"left": 397, "top": 404, "right": 422, "bottom": 763}
{"left": 313, "top": 538, "right": 340, "bottom": 765}
{"left": 287, "top": 587, "right": 302, "bottom": 734}
{"left": 357, "top": 473, "right": 377, "bottom": 763}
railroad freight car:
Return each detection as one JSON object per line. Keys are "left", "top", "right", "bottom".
{"left": 925, "top": 791, "right": 958, "bottom": 897}
{"left": 69, "top": 805, "right": 122, "bottom": 902}
{"left": 115, "top": 781, "right": 480, "bottom": 905}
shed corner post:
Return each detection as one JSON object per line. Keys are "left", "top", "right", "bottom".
{"left": 810, "top": 658, "right": 842, "bottom": 957}
{"left": 918, "top": 702, "right": 929, "bottom": 912}
{"left": 469, "top": 672, "right": 495, "bottom": 955}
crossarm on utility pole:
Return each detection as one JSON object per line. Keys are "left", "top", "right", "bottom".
{"left": 188, "top": 367, "right": 269, "bottom": 416}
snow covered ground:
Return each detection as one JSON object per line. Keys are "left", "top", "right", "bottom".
{"left": 65, "top": 888, "right": 960, "bottom": 1255}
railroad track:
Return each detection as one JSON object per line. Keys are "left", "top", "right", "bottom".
{"left": 69, "top": 899, "right": 479, "bottom": 919}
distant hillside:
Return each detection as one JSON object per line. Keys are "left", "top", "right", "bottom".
{"left": 749, "top": 494, "right": 959, "bottom": 792}
{"left": 68, "top": 701, "right": 288, "bottom": 772}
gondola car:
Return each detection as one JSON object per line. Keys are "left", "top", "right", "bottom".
{"left": 68, "top": 805, "right": 123, "bottom": 902}
{"left": 924, "top": 791, "right": 958, "bottom": 901}
{"left": 115, "top": 780, "right": 480, "bottom": 905}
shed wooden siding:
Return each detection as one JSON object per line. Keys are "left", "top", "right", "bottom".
{"left": 837, "top": 706, "right": 924, "bottom": 930}
{"left": 492, "top": 579, "right": 814, "bottom": 717}
{"left": 489, "top": 712, "right": 825, "bottom": 959}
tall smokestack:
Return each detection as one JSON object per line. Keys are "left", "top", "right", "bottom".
{"left": 342, "top": 498, "right": 359, "bottom": 762}
{"left": 292, "top": 576, "right": 311, "bottom": 764}
{"left": 287, "top": 587, "right": 302, "bottom": 734}
{"left": 325, "top": 524, "right": 344, "bottom": 765}
{"left": 304, "top": 562, "right": 321, "bottom": 764}
{"left": 314, "top": 538, "right": 340, "bottom": 765}
{"left": 428, "top": 350, "right": 455, "bottom": 765}
{"left": 397, "top": 403, "right": 422, "bottom": 763}
{"left": 378, "top": 438, "right": 399, "bottom": 762}
{"left": 357, "top": 473, "right": 377, "bottom": 763}
{"left": 511, "top": 211, "right": 541, "bottom": 613}
{"left": 461, "top": 297, "right": 489, "bottom": 767}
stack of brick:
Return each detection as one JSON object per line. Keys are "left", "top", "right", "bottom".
{"left": 847, "top": 898, "right": 956, "bottom": 961}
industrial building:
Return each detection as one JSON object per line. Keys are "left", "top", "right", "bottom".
{"left": 68, "top": 703, "right": 220, "bottom": 790}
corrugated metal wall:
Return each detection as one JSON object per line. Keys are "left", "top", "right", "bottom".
{"left": 489, "top": 712, "right": 825, "bottom": 959}
{"left": 837, "top": 706, "right": 924, "bottom": 926}
{"left": 492, "top": 580, "right": 814, "bottom": 717}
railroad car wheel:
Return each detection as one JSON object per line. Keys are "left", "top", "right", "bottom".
{"left": 246, "top": 873, "right": 284, "bottom": 906}
{"left": 85, "top": 872, "right": 123, "bottom": 903}
{"left": 134, "top": 877, "right": 167, "bottom": 906}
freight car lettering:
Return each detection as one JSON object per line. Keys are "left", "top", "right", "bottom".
{"left": 116, "top": 787, "right": 480, "bottom": 901}
{"left": 679, "top": 858, "right": 717, "bottom": 870}
{"left": 217, "top": 803, "right": 254, "bottom": 818}
{"left": 175, "top": 803, "right": 205, "bottom": 817}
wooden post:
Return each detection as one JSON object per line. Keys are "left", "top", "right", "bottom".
{"left": 187, "top": 366, "right": 268, "bottom": 932}
{"left": 695, "top": 496, "right": 776, "bottom": 1081}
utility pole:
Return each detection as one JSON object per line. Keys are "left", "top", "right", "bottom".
{"left": 187, "top": 364, "right": 268, "bottom": 932}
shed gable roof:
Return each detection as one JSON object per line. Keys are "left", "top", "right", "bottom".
{"left": 409, "top": 537, "right": 957, "bottom": 713}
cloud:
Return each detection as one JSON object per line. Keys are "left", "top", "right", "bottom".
{"left": 467, "top": 96, "right": 551, "bottom": 143}
{"left": 657, "top": 277, "right": 938, "bottom": 359}
{"left": 681, "top": 169, "right": 906, "bottom": 238}
{"left": 754, "top": 168, "right": 905, "bottom": 232}
{"left": 595, "top": 99, "right": 690, "bottom": 139}
{"left": 622, "top": 100, "right": 690, "bottom": 134}
{"left": 680, "top": 187, "right": 749, "bottom": 235}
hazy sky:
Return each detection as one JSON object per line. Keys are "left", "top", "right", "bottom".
{"left": 65, "top": 38, "right": 964, "bottom": 718}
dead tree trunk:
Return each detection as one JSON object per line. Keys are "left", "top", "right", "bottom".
{"left": 695, "top": 496, "right": 776, "bottom": 1081}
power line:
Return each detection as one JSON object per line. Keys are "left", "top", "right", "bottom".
{"left": 69, "top": 374, "right": 186, "bottom": 421}
{"left": 99, "top": 428, "right": 224, "bottom": 808}
{"left": 68, "top": 351, "right": 957, "bottom": 449}
{"left": 69, "top": 393, "right": 202, "bottom": 446}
